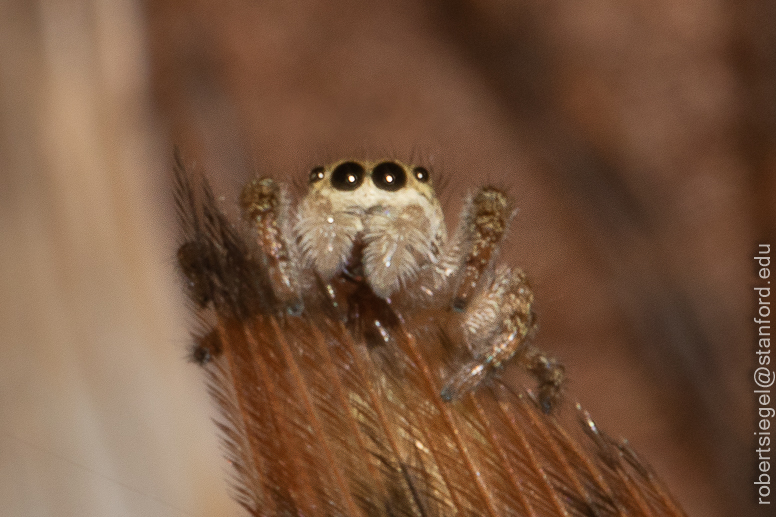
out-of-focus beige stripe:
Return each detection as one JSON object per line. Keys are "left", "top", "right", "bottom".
{"left": 0, "top": 1, "right": 233, "bottom": 515}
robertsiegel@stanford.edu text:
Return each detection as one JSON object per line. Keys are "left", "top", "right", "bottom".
{"left": 755, "top": 243, "right": 772, "bottom": 505}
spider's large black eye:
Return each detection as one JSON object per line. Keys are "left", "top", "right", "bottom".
{"left": 309, "top": 166, "right": 325, "bottom": 184}
{"left": 413, "top": 166, "right": 429, "bottom": 183}
{"left": 330, "top": 161, "right": 365, "bottom": 191}
{"left": 372, "top": 161, "right": 407, "bottom": 192}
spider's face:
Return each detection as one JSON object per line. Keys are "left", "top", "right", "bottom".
{"left": 296, "top": 160, "right": 446, "bottom": 297}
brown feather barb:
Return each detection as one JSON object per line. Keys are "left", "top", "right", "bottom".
{"left": 174, "top": 152, "right": 687, "bottom": 516}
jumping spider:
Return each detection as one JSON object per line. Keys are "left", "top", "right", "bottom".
{"left": 227, "top": 159, "right": 565, "bottom": 410}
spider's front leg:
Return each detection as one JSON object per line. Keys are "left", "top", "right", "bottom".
{"left": 441, "top": 267, "right": 564, "bottom": 411}
{"left": 439, "top": 186, "right": 564, "bottom": 410}
{"left": 451, "top": 187, "right": 514, "bottom": 311}
{"left": 240, "top": 178, "right": 303, "bottom": 315}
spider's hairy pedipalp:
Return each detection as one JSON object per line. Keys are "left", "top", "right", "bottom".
{"left": 295, "top": 195, "right": 362, "bottom": 281}
{"left": 362, "top": 204, "right": 438, "bottom": 298}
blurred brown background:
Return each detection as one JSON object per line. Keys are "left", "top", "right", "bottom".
{"left": 1, "top": 0, "right": 773, "bottom": 516}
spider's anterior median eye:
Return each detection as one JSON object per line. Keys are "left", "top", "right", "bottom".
{"left": 309, "top": 166, "right": 325, "bottom": 184}
{"left": 372, "top": 161, "right": 407, "bottom": 192}
{"left": 330, "top": 161, "right": 365, "bottom": 191}
{"left": 413, "top": 166, "right": 429, "bottom": 183}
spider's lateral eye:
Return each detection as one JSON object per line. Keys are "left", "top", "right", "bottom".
{"left": 330, "top": 161, "right": 365, "bottom": 191}
{"left": 372, "top": 161, "right": 407, "bottom": 192}
{"left": 309, "top": 166, "right": 325, "bottom": 184}
{"left": 413, "top": 166, "right": 429, "bottom": 183}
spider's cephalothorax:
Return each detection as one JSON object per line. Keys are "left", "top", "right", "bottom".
{"left": 232, "top": 159, "right": 562, "bottom": 408}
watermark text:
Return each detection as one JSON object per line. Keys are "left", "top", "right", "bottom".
{"left": 755, "top": 243, "right": 772, "bottom": 505}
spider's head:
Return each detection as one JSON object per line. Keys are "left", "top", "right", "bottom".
{"left": 296, "top": 160, "right": 446, "bottom": 297}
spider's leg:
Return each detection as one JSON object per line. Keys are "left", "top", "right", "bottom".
{"left": 441, "top": 267, "right": 564, "bottom": 411}
{"left": 451, "top": 187, "right": 514, "bottom": 311}
{"left": 516, "top": 343, "right": 565, "bottom": 413}
{"left": 241, "top": 178, "right": 303, "bottom": 314}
